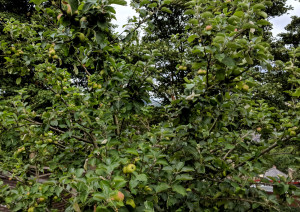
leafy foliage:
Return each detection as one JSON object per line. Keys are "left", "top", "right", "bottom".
{"left": 0, "top": 0, "right": 299, "bottom": 211}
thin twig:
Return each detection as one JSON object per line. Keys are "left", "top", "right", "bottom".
{"left": 24, "top": 118, "right": 93, "bottom": 144}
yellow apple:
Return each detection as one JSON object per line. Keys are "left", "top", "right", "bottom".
{"left": 126, "top": 164, "right": 136, "bottom": 173}
{"left": 242, "top": 84, "right": 249, "bottom": 92}
{"left": 197, "top": 69, "right": 207, "bottom": 75}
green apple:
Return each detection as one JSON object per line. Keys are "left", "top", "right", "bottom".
{"left": 28, "top": 207, "right": 35, "bottom": 212}
{"left": 290, "top": 131, "right": 296, "bottom": 136}
{"left": 123, "top": 166, "right": 128, "bottom": 174}
{"left": 126, "top": 199, "right": 136, "bottom": 208}
{"left": 242, "top": 84, "right": 249, "bottom": 92}
{"left": 78, "top": 33, "right": 86, "bottom": 42}
{"left": 126, "top": 164, "right": 136, "bottom": 173}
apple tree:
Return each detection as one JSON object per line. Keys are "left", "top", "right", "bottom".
{"left": 0, "top": 0, "right": 299, "bottom": 211}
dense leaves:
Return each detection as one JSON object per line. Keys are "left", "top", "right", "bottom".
{"left": 0, "top": 0, "right": 299, "bottom": 211}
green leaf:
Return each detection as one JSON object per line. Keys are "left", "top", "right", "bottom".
{"left": 75, "top": 168, "right": 85, "bottom": 177}
{"left": 172, "top": 185, "right": 187, "bottom": 196}
{"left": 292, "top": 88, "right": 300, "bottom": 97}
{"left": 222, "top": 57, "right": 235, "bottom": 67}
{"left": 245, "top": 55, "right": 253, "bottom": 64}
{"left": 233, "top": 11, "right": 244, "bottom": 18}
{"left": 257, "top": 11, "right": 267, "bottom": 18}
{"left": 161, "top": 7, "right": 172, "bottom": 13}
{"left": 201, "top": 11, "right": 213, "bottom": 18}
{"left": 184, "top": 9, "right": 195, "bottom": 15}
{"left": 162, "top": 0, "right": 172, "bottom": 5}
{"left": 188, "top": 35, "right": 199, "bottom": 43}
{"left": 155, "top": 183, "right": 170, "bottom": 193}
{"left": 175, "top": 174, "right": 193, "bottom": 181}
{"left": 30, "top": 0, "right": 47, "bottom": 6}
{"left": 216, "top": 69, "right": 225, "bottom": 81}
{"left": 148, "top": 3, "right": 158, "bottom": 8}
{"left": 252, "top": 3, "right": 265, "bottom": 11}
{"left": 96, "top": 31, "right": 107, "bottom": 48}
{"left": 96, "top": 206, "right": 110, "bottom": 212}
{"left": 73, "top": 202, "right": 81, "bottom": 212}
{"left": 93, "top": 193, "right": 106, "bottom": 201}
{"left": 108, "top": 0, "right": 127, "bottom": 6}
{"left": 16, "top": 78, "right": 21, "bottom": 85}
{"left": 185, "top": 84, "right": 195, "bottom": 89}
{"left": 136, "top": 174, "right": 147, "bottom": 182}
{"left": 68, "top": 0, "right": 79, "bottom": 14}
{"left": 125, "top": 148, "right": 139, "bottom": 156}
{"left": 140, "top": 0, "right": 150, "bottom": 6}
{"left": 73, "top": 65, "right": 78, "bottom": 75}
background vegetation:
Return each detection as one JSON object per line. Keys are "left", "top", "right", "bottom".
{"left": 0, "top": 0, "right": 299, "bottom": 211}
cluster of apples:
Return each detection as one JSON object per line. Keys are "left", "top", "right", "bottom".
{"left": 48, "top": 45, "right": 59, "bottom": 60}
{"left": 288, "top": 127, "right": 297, "bottom": 136}
{"left": 197, "top": 69, "right": 207, "bottom": 75}
{"left": 123, "top": 164, "right": 136, "bottom": 174}
{"left": 178, "top": 65, "right": 187, "bottom": 71}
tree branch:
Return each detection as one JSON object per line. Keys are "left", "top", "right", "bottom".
{"left": 24, "top": 118, "right": 93, "bottom": 145}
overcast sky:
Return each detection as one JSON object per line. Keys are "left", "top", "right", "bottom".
{"left": 113, "top": 0, "right": 300, "bottom": 37}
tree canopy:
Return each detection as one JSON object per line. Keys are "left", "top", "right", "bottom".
{"left": 0, "top": 0, "right": 299, "bottom": 211}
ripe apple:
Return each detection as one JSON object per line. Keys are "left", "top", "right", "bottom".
{"left": 38, "top": 197, "right": 45, "bottom": 202}
{"left": 126, "top": 164, "right": 136, "bottom": 173}
{"left": 123, "top": 166, "right": 128, "bottom": 174}
{"left": 178, "top": 65, "right": 184, "bottom": 70}
{"left": 234, "top": 28, "right": 238, "bottom": 32}
{"left": 257, "top": 127, "right": 262, "bottom": 132}
{"left": 205, "top": 25, "right": 212, "bottom": 31}
{"left": 197, "top": 69, "right": 207, "bottom": 75}
{"left": 111, "top": 191, "right": 124, "bottom": 201}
